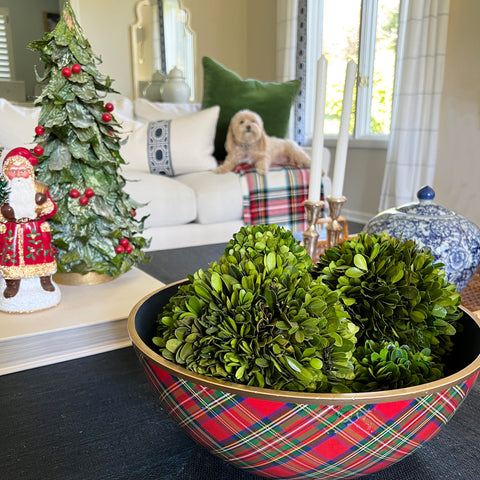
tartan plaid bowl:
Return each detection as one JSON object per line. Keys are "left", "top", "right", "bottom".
{"left": 128, "top": 281, "right": 480, "bottom": 480}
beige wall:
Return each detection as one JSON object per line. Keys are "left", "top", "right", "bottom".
{"left": 434, "top": 0, "right": 480, "bottom": 226}
{"left": 182, "top": 0, "right": 248, "bottom": 100}
{"left": 245, "top": 0, "right": 277, "bottom": 82}
{"left": 338, "top": 147, "right": 386, "bottom": 224}
{"left": 72, "top": 0, "right": 136, "bottom": 97}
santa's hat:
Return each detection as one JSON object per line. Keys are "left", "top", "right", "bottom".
{"left": 3, "top": 147, "right": 38, "bottom": 175}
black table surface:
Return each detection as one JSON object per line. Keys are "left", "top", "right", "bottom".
{"left": 1, "top": 244, "right": 479, "bottom": 480}
{"left": 138, "top": 243, "right": 228, "bottom": 285}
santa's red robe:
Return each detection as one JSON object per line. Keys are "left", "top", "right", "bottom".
{"left": 0, "top": 186, "right": 57, "bottom": 280}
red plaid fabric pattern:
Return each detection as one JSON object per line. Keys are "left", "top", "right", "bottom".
{"left": 138, "top": 351, "right": 477, "bottom": 480}
{"left": 235, "top": 165, "right": 323, "bottom": 233}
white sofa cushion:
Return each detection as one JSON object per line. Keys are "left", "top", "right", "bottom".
{"left": 105, "top": 94, "right": 135, "bottom": 121}
{"left": 122, "top": 170, "right": 197, "bottom": 228}
{"left": 121, "top": 106, "right": 219, "bottom": 176}
{"left": 176, "top": 171, "right": 243, "bottom": 224}
{"left": 133, "top": 98, "right": 201, "bottom": 122}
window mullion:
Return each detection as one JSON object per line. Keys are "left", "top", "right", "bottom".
{"left": 356, "top": 0, "right": 378, "bottom": 138}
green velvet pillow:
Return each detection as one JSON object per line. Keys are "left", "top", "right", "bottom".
{"left": 201, "top": 56, "right": 301, "bottom": 160}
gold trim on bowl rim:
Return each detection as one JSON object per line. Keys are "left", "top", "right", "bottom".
{"left": 128, "top": 281, "right": 480, "bottom": 406}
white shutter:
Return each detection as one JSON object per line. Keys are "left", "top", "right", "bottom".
{"left": 0, "top": 9, "right": 13, "bottom": 80}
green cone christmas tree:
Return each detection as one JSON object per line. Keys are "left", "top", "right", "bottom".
{"left": 28, "top": 2, "right": 149, "bottom": 278}
{"left": 0, "top": 147, "right": 9, "bottom": 206}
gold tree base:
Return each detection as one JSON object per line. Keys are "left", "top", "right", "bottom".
{"left": 53, "top": 271, "right": 115, "bottom": 286}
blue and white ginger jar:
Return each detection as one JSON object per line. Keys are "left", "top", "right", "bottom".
{"left": 363, "top": 186, "right": 480, "bottom": 291}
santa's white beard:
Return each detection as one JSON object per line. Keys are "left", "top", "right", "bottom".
{"left": 8, "top": 177, "right": 37, "bottom": 220}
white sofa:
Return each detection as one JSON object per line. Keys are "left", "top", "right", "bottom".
{"left": 0, "top": 96, "right": 331, "bottom": 251}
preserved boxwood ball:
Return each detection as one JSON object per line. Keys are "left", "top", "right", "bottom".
{"left": 154, "top": 225, "right": 359, "bottom": 393}
{"left": 311, "top": 232, "right": 463, "bottom": 391}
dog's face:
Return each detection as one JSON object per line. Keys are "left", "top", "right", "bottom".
{"left": 228, "top": 110, "right": 264, "bottom": 146}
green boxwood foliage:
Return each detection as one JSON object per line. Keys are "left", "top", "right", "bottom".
{"left": 311, "top": 232, "right": 462, "bottom": 391}
{"left": 154, "top": 225, "right": 358, "bottom": 393}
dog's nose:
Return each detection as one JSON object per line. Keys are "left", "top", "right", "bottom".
{"left": 246, "top": 125, "right": 251, "bottom": 132}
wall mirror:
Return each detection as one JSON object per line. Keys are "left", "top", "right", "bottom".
{"left": 131, "top": 0, "right": 195, "bottom": 100}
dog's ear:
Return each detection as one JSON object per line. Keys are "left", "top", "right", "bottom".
{"left": 257, "top": 129, "right": 268, "bottom": 152}
{"left": 225, "top": 122, "right": 236, "bottom": 153}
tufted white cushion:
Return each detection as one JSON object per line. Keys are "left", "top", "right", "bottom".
{"left": 176, "top": 171, "right": 243, "bottom": 224}
{"left": 122, "top": 170, "right": 197, "bottom": 227}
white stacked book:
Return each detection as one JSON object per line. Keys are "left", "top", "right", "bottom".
{"left": 0, "top": 268, "right": 163, "bottom": 375}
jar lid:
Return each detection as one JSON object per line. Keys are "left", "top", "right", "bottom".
{"left": 167, "top": 67, "right": 185, "bottom": 79}
{"left": 151, "top": 70, "right": 165, "bottom": 82}
{"left": 395, "top": 186, "right": 453, "bottom": 218}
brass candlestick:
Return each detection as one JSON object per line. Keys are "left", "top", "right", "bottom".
{"left": 326, "top": 196, "right": 347, "bottom": 248}
{"left": 302, "top": 200, "right": 325, "bottom": 260}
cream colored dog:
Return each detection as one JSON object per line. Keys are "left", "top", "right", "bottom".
{"left": 215, "top": 109, "right": 311, "bottom": 175}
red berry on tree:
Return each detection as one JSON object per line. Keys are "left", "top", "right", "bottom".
{"left": 119, "top": 238, "right": 129, "bottom": 247}
{"left": 72, "top": 63, "right": 82, "bottom": 74}
{"left": 62, "top": 67, "right": 72, "bottom": 78}
{"left": 115, "top": 245, "right": 125, "bottom": 254}
{"left": 69, "top": 189, "right": 80, "bottom": 198}
{"left": 79, "top": 196, "right": 89, "bottom": 206}
{"left": 33, "top": 146, "right": 44, "bottom": 156}
{"left": 131, "top": 208, "right": 137, "bottom": 217}
{"left": 84, "top": 188, "right": 95, "bottom": 198}
{"left": 105, "top": 102, "right": 114, "bottom": 112}
{"left": 125, "top": 245, "right": 133, "bottom": 254}
{"left": 35, "top": 125, "right": 45, "bottom": 136}
{"left": 102, "top": 113, "right": 112, "bottom": 122}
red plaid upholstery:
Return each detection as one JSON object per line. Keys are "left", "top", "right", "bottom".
{"left": 235, "top": 165, "right": 323, "bottom": 233}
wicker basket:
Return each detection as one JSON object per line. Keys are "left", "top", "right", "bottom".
{"left": 461, "top": 266, "right": 480, "bottom": 316}
{"left": 312, "top": 216, "right": 354, "bottom": 263}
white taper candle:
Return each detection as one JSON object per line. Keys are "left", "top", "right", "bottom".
{"left": 331, "top": 60, "right": 357, "bottom": 198}
{"left": 308, "top": 56, "right": 328, "bottom": 202}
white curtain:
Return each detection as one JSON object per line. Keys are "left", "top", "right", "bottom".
{"left": 276, "top": 0, "right": 298, "bottom": 83}
{"left": 276, "top": 0, "right": 298, "bottom": 140}
{"left": 378, "top": 0, "right": 450, "bottom": 211}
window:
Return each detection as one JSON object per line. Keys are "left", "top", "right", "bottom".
{"left": 0, "top": 8, "right": 14, "bottom": 80}
{"left": 305, "top": 0, "right": 402, "bottom": 144}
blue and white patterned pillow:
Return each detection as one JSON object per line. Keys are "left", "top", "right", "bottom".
{"left": 147, "top": 120, "right": 174, "bottom": 176}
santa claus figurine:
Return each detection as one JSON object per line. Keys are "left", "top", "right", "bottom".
{"left": 0, "top": 147, "right": 61, "bottom": 313}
